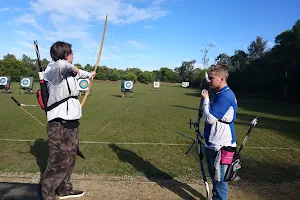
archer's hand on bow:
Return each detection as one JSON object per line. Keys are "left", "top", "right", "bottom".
{"left": 201, "top": 89, "right": 209, "bottom": 99}
{"left": 90, "top": 71, "right": 96, "bottom": 79}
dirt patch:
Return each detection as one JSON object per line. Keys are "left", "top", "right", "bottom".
{"left": 0, "top": 172, "right": 299, "bottom": 200}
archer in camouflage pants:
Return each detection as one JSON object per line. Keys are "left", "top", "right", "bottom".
{"left": 42, "top": 120, "right": 79, "bottom": 200}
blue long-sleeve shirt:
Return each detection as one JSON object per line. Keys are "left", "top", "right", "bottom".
{"left": 203, "top": 86, "right": 238, "bottom": 151}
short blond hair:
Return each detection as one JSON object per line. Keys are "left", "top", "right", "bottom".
{"left": 210, "top": 64, "right": 229, "bottom": 80}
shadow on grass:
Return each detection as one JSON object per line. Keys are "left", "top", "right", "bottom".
{"left": 171, "top": 105, "right": 198, "bottom": 111}
{"left": 236, "top": 157, "right": 300, "bottom": 184}
{"left": 110, "top": 94, "right": 122, "bottom": 98}
{"left": 233, "top": 113, "right": 300, "bottom": 184}
{"left": 185, "top": 91, "right": 300, "bottom": 119}
{"left": 237, "top": 96, "right": 300, "bottom": 119}
{"left": 236, "top": 113, "right": 300, "bottom": 143}
{"left": 29, "top": 139, "right": 49, "bottom": 184}
{"left": 109, "top": 144, "right": 206, "bottom": 200}
{"left": 0, "top": 182, "right": 42, "bottom": 200}
{"left": 184, "top": 92, "right": 200, "bottom": 97}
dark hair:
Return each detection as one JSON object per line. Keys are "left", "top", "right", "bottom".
{"left": 50, "top": 41, "right": 72, "bottom": 61}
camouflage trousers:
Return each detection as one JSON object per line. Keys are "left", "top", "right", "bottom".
{"left": 41, "top": 120, "right": 79, "bottom": 200}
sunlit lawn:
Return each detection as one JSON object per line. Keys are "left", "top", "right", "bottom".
{"left": 0, "top": 81, "right": 299, "bottom": 184}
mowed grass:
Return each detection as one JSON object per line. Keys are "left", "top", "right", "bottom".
{"left": 0, "top": 82, "right": 299, "bottom": 184}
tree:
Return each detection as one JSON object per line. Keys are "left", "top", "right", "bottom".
{"left": 109, "top": 70, "right": 120, "bottom": 81}
{"left": 74, "top": 63, "right": 82, "bottom": 69}
{"left": 248, "top": 36, "right": 268, "bottom": 60}
{"left": 125, "top": 72, "right": 137, "bottom": 82}
{"left": 200, "top": 43, "right": 215, "bottom": 69}
{"left": 152, "top": 70, "right": 161, "bottom": 81}
{"left": 272, "top": 20, "right": 300, "bottom": 98}
{"left": 177, "top": 60, "right": 196, "bottom": 82}
{"left": 22, "top": 54, "right": 37, "bottom": 71}
{"left": 41, "top": 58, "right": 50, "bottom": 70}
{"left": 125, "top": 68, "right": 142, "bottom": 78}
{"left": 160, "top": 67, "right": 179, "bottom": 83}
{"left": 3, "top": 54, "right": 16, "bottom": 60}
{"left": 138, "top": 71, "right": 155, "bottom": 83}
{"left": 230, "top": 50, "right": 248, "bottom": 70}
{"left": 84, "top": 64, "right": 93, "bottom": 71}
{"left": 0, "top": 53, "right": 36, "bottom": 81}
{"left": 215, "top": 53, "right": 231, "bottom": 66}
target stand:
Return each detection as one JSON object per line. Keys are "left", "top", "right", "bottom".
{"left": 0, "top": 76, "right": 13, "bottom": 94}
{"left": 121, "top": 80, "right": 134, "bottom": 98}
{"left": 19, "top": 76, "right": 34, "bottom": 95}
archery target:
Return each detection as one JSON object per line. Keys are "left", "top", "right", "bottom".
{"left": 182, "top": 82, "right": 189, "bottom": 88}
{"left": 0, "top": 77, "right": 8, "bottom": 85}
{"left": 124, "top": 81, "right": 133, "bottom": 89}
{"left": 78, "top": 79, "right": 90, "bottom": 91}
{"left": 19, "top": 76, "right": 34, "bottom": 89}
{"left": 153, "top": 82, "right": 160, "bottom": 88}
{"left": 21, "top": 78, "right": 30, "bottom": 87}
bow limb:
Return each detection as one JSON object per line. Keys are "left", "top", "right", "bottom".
{"left": 195, "top": 71, "right": 210, "bottom": 199}
{"left": 81, "top": 14, "right": 108, "bottom": 108}
{"left": 195, "top": 71, "right": 209, "bottom": 132}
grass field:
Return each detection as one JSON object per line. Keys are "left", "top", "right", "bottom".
{"left": 0, "top": 82, "right": 299, "bottom": 185}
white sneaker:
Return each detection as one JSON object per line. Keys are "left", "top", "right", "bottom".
{"left": 58, "top": 190, "right": 85, "bottom": 199}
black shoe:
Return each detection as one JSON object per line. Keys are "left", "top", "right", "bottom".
{"left": 58, "top": 190, "right": 85, "bottom": 199}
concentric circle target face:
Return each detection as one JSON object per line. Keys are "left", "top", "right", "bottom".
{"left": 78, "top": 79, "right": 90, "bottom": 91}
{"left": 0, "top": 77, "right": 8, "bottom": 85}
{"left": 124, "top": 81, "right": 133, "bottom": 89}
{"left": 153, "top": 82, "right": 160, "bottom": 88}
{"left": 182, "top": 82, "right": 189, "bottom": 88}
{"left": 21, "top": 78, "right": 30, "bottom": 87}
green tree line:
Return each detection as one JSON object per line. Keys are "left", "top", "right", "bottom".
{"left": 215, "top": 20, "right": 300, "bottom": 101}
{"left": 1, "top": 19, "right": 299, "bottom": 101}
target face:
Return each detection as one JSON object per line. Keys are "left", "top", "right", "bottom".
{"left": 182, "top": 82, "right": 189, "bottom": 88}
{"left": 77, "top": 79, "right": 90, "bottom": 91}
{"left": 124, "top": 81, "right": 133, "bottom": 89}
{"left": 0, "top": 77, "right": 8, "bottom": 85}
{"left": 21, "top": 78, "right": 30, "bottom": 87}
{"left": 153, "top": 82, "right": 160, "bottom": 88}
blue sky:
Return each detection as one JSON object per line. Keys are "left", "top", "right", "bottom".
{"left": 0, "top": 0, "right": 299, "bottom": 71}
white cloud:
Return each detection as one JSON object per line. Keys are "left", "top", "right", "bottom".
{"left": 12, "top": 7, "right": 23, "bottom": 11}
{"left": 102, "top": 52, "right": 123, "bottom": 60}
{"left": 8, "top": 0, "right": 170, "bottom": 67}
{"left": 144, "top": 25, "right": 154, "bottom": 29}
{"left": 14, "top": 41, "right": 49, "bottom": 58}
{"left": 16, "top": 41, "right": 34, "bottom": 50}
{"left": 28, "top": 0, "right": 168, "bottom": 24}
{"left": 9, "top": 46, "right": 38, "bottom": 60}
{"left": 267, "top": 41, "right": 275, "bottom": 49}
{"left": 194, "top": 62, "right": 204, "bottom": 69}
{"left": 128, "top": 40, "right": 144, "bottom": 49}
{"left": 15, "top": 30, "right": 40, "bottom": 40}
{"left": 127, "top": 54, "right": 152, "bottom": 59}
{"left": 0, "top": 8, "right": 9, "bottom": 11}
{"left": 17, "top": 14, "right": 45, "bottom": 31}
{"left": 112, "top": 45, "right": 120, "bottom": 51}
